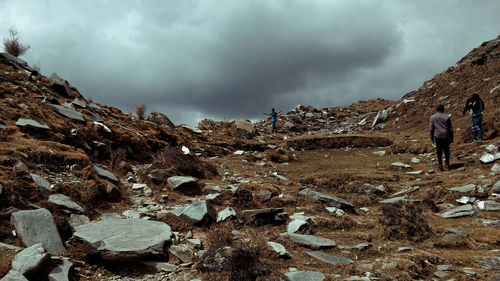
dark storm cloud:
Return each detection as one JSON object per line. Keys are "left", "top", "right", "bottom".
{"left": 1, "top": 1, "right": 499, "bottom": 125}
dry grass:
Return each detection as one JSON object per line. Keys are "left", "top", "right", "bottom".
{"left": 379, "top": 202, "right": 432, "bottom": 242}
{"left": 134, "top": 104, "right": 146, "bottom": 120}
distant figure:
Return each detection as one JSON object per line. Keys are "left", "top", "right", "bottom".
{"left": 264, "top": 108, "right": 282, "bottom": 132}
{"left": 430, "top": 104, "right": 453, "bottom": 171}
{"left": 462, "top": 92, "right": 484, "bottom": 142}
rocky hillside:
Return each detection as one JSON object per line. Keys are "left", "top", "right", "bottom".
{"left": 0, "top": 36, "right": 499, "bottom": 281}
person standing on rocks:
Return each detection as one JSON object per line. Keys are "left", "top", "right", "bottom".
{"left": 430, "top": 104, "right": 453, "bottom": 171}
{"left": 264, "top": 108, "right": 282, "bottom": 133}
{"left": 462, "top": 92, "right": 484, "bottom": 142}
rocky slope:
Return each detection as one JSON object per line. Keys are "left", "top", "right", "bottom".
{"left": 0, "top": 36, "right": 499, "bottom": 281}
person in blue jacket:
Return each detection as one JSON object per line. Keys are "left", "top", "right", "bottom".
{"left": 264, "top": 108, "right": 282, "bottom": 132}
{"left": 462, "top": 93, "right": 485, "bottom": 142}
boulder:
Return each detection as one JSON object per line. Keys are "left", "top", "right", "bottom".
{"left": 234, "top": 120, "right": 256, "bottom": 138}
{"left": 169, "top": 244, "right": 194, "bottom": 263}
{"left": 48, "top": 73, "right": 74, "bottom": 97}
{"left": 146, "top": 112, "right": 175, "bottom": 128}
{"left": 449, "top": 184, "right": 476, "bottom": 193}
{"left": 306, "top": 251, "right": 353, "bottom": 265}
{"left": 72, "top": 218, "right": 172, "bottom": 261}
{"left": 285, "top": 271, "right": 325, "bottom": 281}
{"left": 298, "top": 188, "right": 354, "bottom": 212}
{"left": 173, "top": 200, "right": 216, "bottom": 225}
{"left": 11, "top": 208, "right": 65, "bottom": 254}
{"left": 280, "top": 233, "right": 335, "bottom": 250}
{"left": 48, "top": 259, "right": 73, "bottom": 281}
{"left": 11, "top": 243, "right": 50, "bottom": 276}
{"left": 167, "top": 176, "right": 202, "bottom": 195}
{"left": 48, "top": 104, "right": 84, "bottom": 122}
{"left": 371, "top": 107, "right": 393, "bottom": 128}
{"left": 93, "top": 165, "right": 118, "bottom": 182}
{"left": 0, "top": 270, "right": 28, "bottom": 281}
{"left": 15, "top": 118, "right": 50, "bottom": 130}
{"left": 48, "top": 194, "right": 85, "bottom": 213}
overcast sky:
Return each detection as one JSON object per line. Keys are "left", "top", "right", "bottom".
{"left": 1, "top": 1, "right": 499, "bottom": 125}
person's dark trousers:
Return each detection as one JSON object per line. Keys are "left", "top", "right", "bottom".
{"left": 435, "top": 138, "right": 450, "bottom": 170}
{"left": 472, "top": 115, "right": 483, "bottom": 141}
{"left": 272, "top": 121, "right": 277, "bottom": 132}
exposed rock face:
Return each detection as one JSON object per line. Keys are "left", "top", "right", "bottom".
{"left": 167, "top": 176, "right": 202, "bottom": 195}
{"left": 72, "top": 218, "right": 172, "bottom": 261}
{"left": 11, "top": 208, "right": 65, "bottom": 254}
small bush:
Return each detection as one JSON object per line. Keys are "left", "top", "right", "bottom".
{"left": 379, "top": 202, "right": 432, "bottom": 242}
{"left": 3, "top": 27, "right": 30, "bottom": 57}
{"left": 135, "top": 104, "right": 146, "bottom": 120}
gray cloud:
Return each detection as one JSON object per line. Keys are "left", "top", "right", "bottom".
{"left": 1, "top": 0, "right": 499, "bottom": 125}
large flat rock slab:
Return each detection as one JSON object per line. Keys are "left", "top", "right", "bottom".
{"left": 72, "top": 218, "right": 172, "bottom": 261}
{"left": 11, "top": 243, "right": 50, "bottom": 276}
{"left": 440, "top": 204, "right": 474, "bottom": 218}
{"left": 0, "top": 270, "right": 29, "bottom": 281}
{"left": 93, "top": 166, "right": 118, "bottom": 182}
{"left": 280, "top": 233, "right": 335, "bottom": 250}
{"left": 285, "top": 271, "right": 325, "bottom": 281}
{"left": 11, "top": 208, "right": 65, "bottom": 254}
{"left": 298, "top": 188, "right": 354, "bottom": 212}
{"left": 48, "top": 104, "right": 84, "bottom": 121}
{"left": 171, "top": 200, "right": 216, "bottom": 225}
{"left": 15, "top": 118, "right": 50, "bottom": 130}
{"left": 306, "top": 251, "right": 353, "bottom": 265}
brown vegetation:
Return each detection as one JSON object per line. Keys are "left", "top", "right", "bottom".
{"left": 2, "top": 27, "right": 30, "bottom": 57}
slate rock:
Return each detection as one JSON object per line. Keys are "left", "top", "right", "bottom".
{"left": 306, "top": 251, "right": 353, "bottom": 265}
{"left": 48, "top": 73, "right": 73, "bottom": 97}
{"left": 49, "top": 194, "right": 85, "bottom": 213}
{"left": 358, "top": 183, "right": 385, "bottom": 194}
{"left": 280, "top": 233, "right": 335, "bottom": 250}
{"left": 486, "top": 144, "right": 499, "bottom": 154}
{"left": 0, "top": 52, "right": 30, "bottom": 70}
{"left": 493, "top": 180, "right": 500, "bottom": 193}
{"left": 216, "top": 207, "right": 236, "bottom": 222}
{"left": 442, "top": 229, "right": 468, "bottom": 239}
{"left": 167, "top": 176, "right": 202, "bottom": 195}
{"left": 475, "top": 219, "right": 500, "bottom": 227}
{"left": 440, "top": 204, "right": 474, "bottom": 218}
{"left": 449, "top": 184, "right": 476, "bottom": 193}
{"left": 93, "top": 165, "right": 118, "bottom": 182}
{"left": 356, "top": 263, "right": 374, "bottom": 273}
{"left": 11, "top": 208, "right": 65, "bottom": 254}
{"left": 298, "top": 188, "right": 354, "bottom": 212}
{"left": 325, "top": 207, "right": 345, "bottom": 217}
{"left": 352, "top": 243, "right": 372, "bottom": 251}
{"left": 142, "top": 261, "right": 176, "bottom": 273}
{"left": 72, "top": 218, "right": 172, "bottom": 261}
{"left": 478, "top": 256, "right": 500, "bottom": 270}
{"left": 15, "top": 118, "right": 50, "bottom": 130}
{"left": 169, "top": 244, "right": 194, "bottom": 263}
{"left": 11, "top": 243, "right": 50, "bottom": 275}
{"left": 69, "top": 214, "right": 90, "bottom": 230}
{"left": 481, "top": 200, "right": 500, "bottom": 211}
{"left": 70, "top": 98, "right": 87, "bottom": 108}
{"left": 380, "top": 196, "right": 405, "bottom": 204}
{"left": 48, "top": 259, "right": 73, "bottom": 281}
{"left": 287, "top": 219, "right": 311, "bottom": 234}
{"left": 267, "top": 241, "right": 291, "bottom": 258}
{"left": 492, "top": 164, "right": 500, "bottom": 172}
{"left": 234, "top": 119, "right": 256, "bottom": 138}
{"left": 146, "top": 112, "right": 175, "bottom": 128}
{"left": 25, "top": 82, "right": 40, "bottom": 92}
{"left": 0, "top": 270, "right": 29, "bottom": 281}
{"left": 49, "top": 104, "right": 84, "bottom": 122}
{"left": 174, "top": 200, "right": 216, "bottom": 225}
{"left": 480, "top": 153, "right": 496, "bottom": 164}
{"left": 285, "top": 271, "right": 325, "bottom": 281}
{"left": 391, "top": 162, "right": 411, "bottom": 169}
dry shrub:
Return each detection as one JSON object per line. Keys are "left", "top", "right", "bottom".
{"left": 135, "top": 104, "right": 146, "bottom": 120}
{"left": 158, "top": 213, "right": 193, "bottom": 233}
{"left": 152, "top": 147, "right": 218, "bottom": 179}
{"left": 379, "top": 202, "right": 432, "bottom": 242}
{"left": 3, "top": 27, "right": 30, "bottom": 57}
{"left": 266, "top": 148, "right": 294, "bottom": 163}
{"left": 314, "top": 216, "right": 358, "bottom": 231}
{"left": 205, "top": 221, "right": 234, "bottom": 248}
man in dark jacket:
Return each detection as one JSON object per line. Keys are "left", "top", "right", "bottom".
{"left": 462, "top": 93, "right": 484, "bottom": 142}
{"left": 430, "top": 104, "right": 453, "bottom": 171}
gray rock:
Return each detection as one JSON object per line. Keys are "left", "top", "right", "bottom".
{"left": 48, "top": 259, "right": 73, "bottom": 281}
{"left": 100, "top": 212, "right": 122, "bottom": 220}
{"left": 434, "top": 271, "right": 449, "bottom": 278}
{"left": 25, "top": 82, "right": 40, "bottom": 92}
{"left": 122, "top": 210, "right": 140, "bottom": 219}
{"left": 30, "top": 174, "right": 52, "bottom": 192}
{"left": 49, "top": 194, "right": 85, "bottom": 213}
{"left": 69, "top": 214, "right": 90, "bottom": 230}
{"left": 306, "top": 251, "right": 353, "bottom": 265}
{"left": 380, "top": 196, "right": 405, "bottom": 204}
{"left": 167, "top": 176, "right": 202, "bottom": 195}
{"left": 372, "top": 107, "right": 393, "bottom": 128}
{"left": 456, "top": 196, "right": 475, "bottom": 204}
{"left": 267, "top": 241, "right": 291, "bottom": 258}
{"left": 406, "top": 170, "right": 423, "bottom": 175}
{"left": 142, "top": 261, "right": 176, "bottom": 273}
{"left": 14, "top": 161, "right": 28, "bottom": 171}
{"left": 482, "top": 200, "right": 500, "bottom": 211}
{"left": 492, "top": 164, "right": 500, "bottom": 172}
{"left": 440, "top": 204, "right": 474, "bottom": 218}
{"left": 480, "top": 153, "right": 496, "bottom": 164}
{"left": 48, "top": 73, "right": 73, "bottom": 97}
{"left": 285, "top": 271, "right": 325, "bottom": 281}
{"left": 358, "top": 183, "right": 385, "bottom": 194}
{"left": 0, "top": 242, "right": 21, "bottom": 251}
{"left": 325, "top": 207, "right": 345, "bottom": 217}
{"left": 493, "top": 180, "right": 500, "bottom": 193}
{"left": 93, "top": 165, "right": 118, "bottom": 182}
{"left": 391, "top": 162, "right": 411, "bottom": 169}
{"left": 216, "top": 207, "right": 236, "bottom": 222}
{"left": 382, "top": 262, "right": 398, "bottom": 270}
{"left": 70, "top": 98, "right": 87, "bottom": 108}
{"left": 411, "top": 157, "right": 421, "bottom": 163}
{"left": 449, "top": 184, "right": 476, "bottom": 193}
{"left": 352, "top": 243, "right": 372, "bottom": 251}
{"left": 356, "top": 263, "right": 374, "bottom": 273}
{"left": 11, "top": 208, "right": 65, "bottom": 254}
{"left": 234, "top": 120, "right": 255, "bottom": 138}
{"left": 478, "top": 256, "right": 500, "bottom": 270}
{"left": 72, "top": 218, "right": 172, "bottom": 261}
{"left": 11, "top": 243, "right": 50, "bottom": 275}
{"left": 397, "top": 247, "right": 412, "bottom": 252}
{"left": 486, "top": 144, "right": 499, "bottom": 154}
{"left": 442, "top": 229, "right": 468, "bottom": 239}
{"left": 169, "top": 244, "right": 194, "bottom": 263}
{"left": 174, "top": 200, "right": 216, "bottom": 225}
{"left": 15, "top": 118, "right": 50, "bottom": 130}
{"left": 280, "top": 233, "right": 335, "bottom": 250}
{"left": 48, "top": 104, "right": 84, "bottom": 122}
{"left": 298, "top": 188, "right": 354, "bottom": 212}
{"left": 475, "top": 219, "right": 500, "bottom": 226}
{"left": 186, "top": 238, "right": 203, "bottom": 250}
{"left": 463, "top": 269, "right": 477, "bottom": 276}
{"left": 436, "top": 265, "right": 454, "bottom": 271}
{"left": 0, "top": 270, "right": 29, "bottom": 281}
